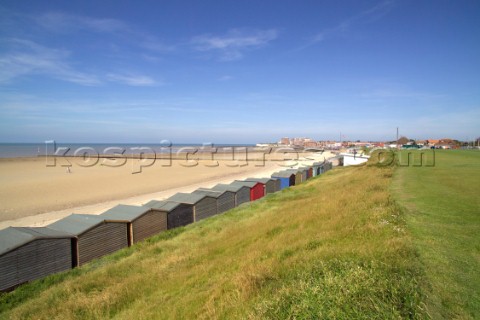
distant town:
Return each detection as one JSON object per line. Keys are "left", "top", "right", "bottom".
{"left": 256, "top": 137, "right": 480, "bottom": 150}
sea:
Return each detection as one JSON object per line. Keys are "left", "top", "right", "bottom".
{"left": 0, "top": 143, "right": 256, "bottom": 158}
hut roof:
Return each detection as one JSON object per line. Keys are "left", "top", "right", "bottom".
{"left": 271, "top": 171, "right": 295, "bottom": 178}
{"left": 231, "top": 181, "right": 261, "bottom": 188}
{"left": 100, "top": 204, "right": 151, "bottom": 222}
{"left": 283, "top": 169, "right": 301, "bottom": 174}
{"left": 211, "top": 183, "right": 246, "bottom": 193}
{"left": 143, "top": 200, "right": 182, "bottom": 212}
{"left": 244, "top": 177, "right": 276, "bottom": 184}
{"left": 0, "top": 227, "right": 74, "bottom": 256}
{"left": 194, "top": 188, "right": 225, "bottom": 198}
{"left": 168, "top": 192, "right": 210, "bottom": 205}
{"left": 48, "top": 214, "right": 105, "bottom": 236}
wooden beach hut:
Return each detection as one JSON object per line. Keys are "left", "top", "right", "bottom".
{"left": 297, "top": 167, "right": 308, "bottom": 182}
{"left": 48, "top": 214, "right": 128, "bottom": 267}
{"left": 143, "top": 200, "right": 194, "bottom": 229}
{"left": 312, "top": 162, "right": 322, "bottom": 176}
{"left": 271, "top": 171, "right": 296, "bottom": 189}
{"left": 244, "top": 177, "right": 279, "bottom": 194}
{"left": 100, "top": 205, "right": 167, "bottom": 245}
{"left": 285, "top": 169, "right": 302, "bottom": 185}
{"left": 306, "top": 166, "right": 313, "bottom": 179}
{"left": 326, "top": 162, "right": 333, "bottom": 171}
{"left": 231, "top": 181, "right": 265, "bottom": 201}
{"left": 0, "top": 227, "right": 74, "bottom": 292}
{"left": 168, "top": 193, "right": 217, "bottom": 222}
{"left": 195, "top": 188, "right": 236, "bottom": 214}
{"left": 211, "top": 183, "right": 251, "bottom": 206}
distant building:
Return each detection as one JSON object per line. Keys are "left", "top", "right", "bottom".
{"left": 341, "top": 153, "right": 370, "bottom": 166}
{"left": 304, "top": 141, "right": 318, "bottom": 148}
{"left": 280, "top": 137, "right": 290, "bottom": 145}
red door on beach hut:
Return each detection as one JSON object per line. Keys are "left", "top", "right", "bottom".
{"left": 250, "top": 182, "right": 265, "bottom": 200}
{"left": 231, "top": 181, "right": 265, "bottom": 201}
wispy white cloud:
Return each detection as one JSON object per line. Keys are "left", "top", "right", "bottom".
{"left": 34, "top": 12, "right": 173, "bottom": 54}
{"left": 106, "top": 73, "right": 159, "bottom": 86}
{"left": 306, "top": 0, "right": 396, "bottom": 48}
{"left": 35, "top": 12, "right": 129, "bottom": 34}
{"left": 0, "top": 38, "right": 100, "bottom": 85}
{"left": 0, "top": 38, "right": 159, "bottom": 86}
{"left": 192, "top": 28, "right": 278, "bottom": 61}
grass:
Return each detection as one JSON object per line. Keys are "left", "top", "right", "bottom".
{"left": 3, "top": 150, "right": 477, "bottom": 319}
{"left": 0, "top": 157, "right": 427, "bottom": 319}
{"left": 392, "top": 150, "right": 480, "bottom": 319}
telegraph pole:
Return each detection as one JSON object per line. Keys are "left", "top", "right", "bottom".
{"left": 396, "top": 127, "right": 399, "bottom": 149}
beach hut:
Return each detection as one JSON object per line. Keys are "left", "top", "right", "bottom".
{"left": 0, "top": 227, "right": 74, "bottom": 292}
{"left": 143, "top": 200, "right": 194, "bottom": 229}
{"left": 244, "top": 177, "right": 279, "bottom": 194}
{"left": 195, "top": 188, "right": 236, "bottom": 214}
{"left": 285, "top": 169, "right": 302, "bottom": 185}
{"left": 312, "top": 162, "right": 322, "bottom": 176}
{"left": 48, "top": 214, "right": 128, "bottom": 267}
{"left": 231, "top": 181, "right": 265, "bottom": 201}
{"left": 271, "top": 171, "right": 296, "bottom": 189}
{"left": 321, "top": 162, "right": 332, "bottom": 172}
{"left": 297, "top": 167, "right": 308, "bottom": 181}
{"left": 100, "top": 205, "right": 167, "bottom": 245}
{"left": 211, "top": 183, "right": 251, "bottom": 206}
{"left": 168, "top": 193, "right": 217, "bottom": 222}
{"left": 306, "top": 166, "right": 313, "bottom": 179}
{"left": 271, "top": 177, "right": 281, "bottom": 192}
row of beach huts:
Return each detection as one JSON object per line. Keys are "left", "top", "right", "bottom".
{"left": 0, "top": 161, "right": 332, "bottom": 292}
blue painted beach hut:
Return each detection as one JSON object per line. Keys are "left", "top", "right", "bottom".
{"left": 271, "top": 171, "right": 296, "bottom": 189}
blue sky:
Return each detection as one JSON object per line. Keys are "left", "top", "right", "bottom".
{"left": 0, "top": 0, "right": 479, "bottom": 143}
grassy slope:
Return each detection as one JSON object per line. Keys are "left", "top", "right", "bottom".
{"left": 392, "top": 150, "right": 480, "bottom": 319}
{"left": 1, "top": 161, "right": 426, "bottom": 319}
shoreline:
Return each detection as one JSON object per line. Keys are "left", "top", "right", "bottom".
{"left": 0, "top": 145, "right": 314, "bottom": 160}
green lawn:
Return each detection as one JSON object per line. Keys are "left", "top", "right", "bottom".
{"left": 0, "top": 159, "right": 425, "bottom": 319}
{"left": 392, "top": 150, "right": 480, "bottom": 319}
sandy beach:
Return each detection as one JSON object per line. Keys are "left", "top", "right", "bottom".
{"left": 0, "top": 151, "right": 333, "bottom": 229}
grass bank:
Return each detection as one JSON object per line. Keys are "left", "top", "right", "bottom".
{"left": 1, "top": 158, "right": 426, "bottom": 319}
{"left": 392, "top": 150, "right": 480, "bottom": 319}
